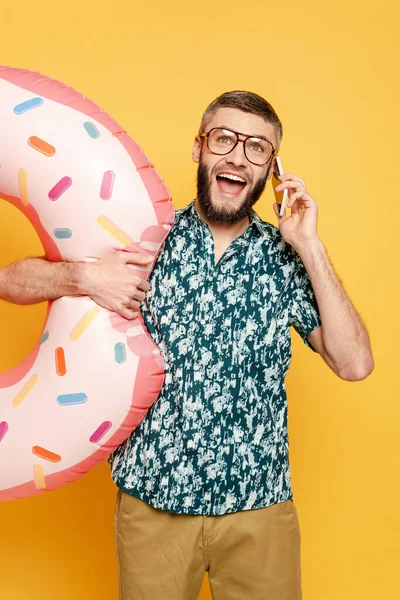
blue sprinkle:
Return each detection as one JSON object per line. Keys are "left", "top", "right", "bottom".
{"left": 57, "top": 393, "right": 87, "bottom": 406}
{"left": 114, "top": 342, "right": 126, "bottom": 364}
{"left": 54, "top": 228, "right": 72, "bottom": 239}
{"left": 84, "top": 121, "right": 100, "bottom": 139}
{"left": 39, "top": 330, "right": 49, "bottom": 345}
{"left": 14, "top": 97, "right": 44, "bottom": 115}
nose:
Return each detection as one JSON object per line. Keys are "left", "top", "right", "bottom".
{"left": 226, "top": 140, "right": 248, "bottom": 167}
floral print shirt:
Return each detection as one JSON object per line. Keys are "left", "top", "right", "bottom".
{"left": 110, "top": 202, "right": 321, "bottom": 515}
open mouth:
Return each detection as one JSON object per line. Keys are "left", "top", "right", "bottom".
{"left": 216, "top": 172, "right": 247, "bottom": 197}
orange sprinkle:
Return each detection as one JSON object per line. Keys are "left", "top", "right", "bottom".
{"left": 32, "top": 446, "right": 61, "bottom": 463}
{"left": 28, "top": 136, "right": 56, "bottom": 157}
{"left": 55, "top": 347, "right": 66, "bottom": 376}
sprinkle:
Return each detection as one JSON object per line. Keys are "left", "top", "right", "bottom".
{"left": 13, "top": 374, "right": 38, "bottom": 408}
{"left": 57, "top": 393, "right": 87, "bottom": 406}
{"left": 100, "top": 170, "right": 115, "bottom": 200}
{"left": 84, "top": 121, "right": 100, "bottom": 139}
{"left": 28, "top": 136, "right": 56, "bottom": 157}
{"left": 0, "top": 422, "right": 8, "bottom": 443}
{"left": 90, "top": 421, "right": 112, "bottom": 443}
{"left": 114, "top": 342, "right": 126, "bottom": 364}
{"left": 18, "top": 168, "right": 28, "bottom": 206}
{"left": 48, "top": 176, "right": 72, "bottom": 201}
{"left": 14, "top": 97, "right": 43, "bottom": 115}
{"left": 32, "top": 446, "right": 61, "bottom": 463}
{"left": 55, "top": 347, "right": 66, "bottom": 376}
{"left": 97, "top": 215, "right": 132, "bottom": 247}
{"left": 54, "top": 228, "right": 72, "bottom": 239}
{"left": 39, "top": 330, "right": 49, "bottom": 345}
{"left": 33, "top": 465, "right": 46, "bottom": 489}
{"left": 70, "top": 307, "right": 101, "bottom": 341}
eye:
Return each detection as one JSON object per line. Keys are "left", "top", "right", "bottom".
{"left": 248, "top": 141, "right": 263, "bottom": 152}
{"left": 217, "top": 135, "right": 234, "bottom": 145}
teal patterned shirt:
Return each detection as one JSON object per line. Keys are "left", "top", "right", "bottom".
{"left": 110, "top": 202, "right": 321, "bottom": 515}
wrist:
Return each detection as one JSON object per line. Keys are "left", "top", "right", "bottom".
{"left": 70, "top": 262, "right": 92, "bottom": 296}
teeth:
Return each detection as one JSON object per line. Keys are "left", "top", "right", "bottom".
{"left": 218, "top": 173, "right": 246, "bottom": 183}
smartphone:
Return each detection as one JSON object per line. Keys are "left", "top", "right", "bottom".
{"left": 272, "top": 156, "right": 288, "bottom": 217}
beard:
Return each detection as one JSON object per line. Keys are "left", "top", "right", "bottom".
{"left": 196, "top": 159, "right": 271, "bottom": 225}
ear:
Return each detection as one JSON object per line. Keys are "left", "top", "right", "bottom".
{"left": 192, "top": 136, "right": 202, "bottom": 163}
{"left": 266, "top": 155, "right": 278, "bottom": 181}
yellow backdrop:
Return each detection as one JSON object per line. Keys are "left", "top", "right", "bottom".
{"left": 1, "top": 1, "right": 399, "bottom": 598}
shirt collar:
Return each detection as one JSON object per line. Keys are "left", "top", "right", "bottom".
{"left": 176, "top": 200, "right": 271, "bottom": 240}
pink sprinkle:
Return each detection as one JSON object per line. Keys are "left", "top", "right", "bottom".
{"left": 0, "top": 421, "right": 9, "bottom": 443}
{"left": 100, "top": 171, "right": 115, "bottom": 200}
{"left": 48, "top": 176, "right": 72, "bottom": 201}
{"left": 89, "top": 421, "right": 112, "bottom": 443}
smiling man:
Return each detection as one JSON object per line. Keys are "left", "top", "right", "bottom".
{"left": 110, "top": 91, "right": 374, "bottom": 600}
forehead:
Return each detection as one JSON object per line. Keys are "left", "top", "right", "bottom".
{"left": 205, "top": 107, "right": 277, "bottom": 146}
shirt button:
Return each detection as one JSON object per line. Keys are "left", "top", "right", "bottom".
{"left": 182, "top": 455, "right": 188, "bottom": 462}
{"left": 200, "top": 319, "right": 206, "bottom": 325}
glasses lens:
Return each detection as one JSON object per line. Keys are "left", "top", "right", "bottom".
{"left": 207, "top": 128, "right": 238, "bottom": 155}
{"left": 244, "top": 137, "right": 273, "bottom": 165}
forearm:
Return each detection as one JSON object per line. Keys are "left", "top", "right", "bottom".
{"left": 0, "top": 257, "right": 87, "bottom": 305}
{"left": 295, "top": 237, "right": 374, "bottom": 377}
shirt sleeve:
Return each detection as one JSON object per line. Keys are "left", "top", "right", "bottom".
{"left": 288, "top": 255, "right": 322, "bottom": 352}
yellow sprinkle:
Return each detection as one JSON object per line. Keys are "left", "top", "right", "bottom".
{"left": 70, "top": 306, "right": 101, "bottom": 341}
{"left": 33, "top": 465, "right": 46, "bottom": 490}
{"left": 97, "top": 215, "right": 132, "bottom": 247}
{"left": 13, "top": 374, "right": 38, "bottom": 408}
{"left": 18, "top": 168, "right": 28, "bottom": 206}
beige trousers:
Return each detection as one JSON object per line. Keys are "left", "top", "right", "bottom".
{"left": 114, "top": 489, "right": 302, "bottom": 600}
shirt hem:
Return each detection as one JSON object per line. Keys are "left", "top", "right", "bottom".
{"left": 113, "top": 481, "right": 293, "bottom": 516}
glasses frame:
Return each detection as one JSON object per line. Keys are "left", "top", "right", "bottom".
{"left": 199, "top": 127, "right": 276, "bottom": 166}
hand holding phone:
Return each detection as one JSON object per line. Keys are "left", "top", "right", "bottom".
{"left": 272, "top": 156, "right": 288, "bottom": 217}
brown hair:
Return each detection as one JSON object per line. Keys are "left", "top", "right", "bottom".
{"left": 199, "top": 90, "right": 283, "bottom": 148}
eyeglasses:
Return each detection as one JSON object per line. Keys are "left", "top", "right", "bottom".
{"left": 199, "top": 127, "right": 275, "bottom": 166}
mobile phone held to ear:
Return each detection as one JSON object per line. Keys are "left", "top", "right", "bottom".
{"left": 272, "top": 156, "right": 288, "bottom": 217}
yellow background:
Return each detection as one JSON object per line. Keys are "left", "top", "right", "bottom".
{"left": 0, "top": 1, "right": 399, "bottom": 598}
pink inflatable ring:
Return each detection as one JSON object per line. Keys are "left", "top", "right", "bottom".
{"left": 0, "top": 66, "right": 174, "bottom": 501}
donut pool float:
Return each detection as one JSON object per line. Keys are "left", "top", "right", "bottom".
{"left": 0, "top": 66, "right": 174, "bottom": 501}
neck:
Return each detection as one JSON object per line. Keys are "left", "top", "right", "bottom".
{"left": 194, "top": 198, "right": 251, "bottom": 262}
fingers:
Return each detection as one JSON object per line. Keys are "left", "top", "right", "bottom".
{"left": 119, "top": 251, "right": 153, "bottom": 265}
{"left": 275, "top": 179, "right": 306, "bottom": 193}
{"left": 278, "top": 173, "right": 306, "bottom": 187}
{"left": 135, "top": 278, "right": 150, "bottom": 292}
{"left": 126, "top": 297, "right": 139, "bottom": 310}
{"left": 288, "top": 191, "right": 316, "bottom": 209}
{"left": 120, "top": 307, "right": 139, "bottom": 320}
{"left": 287, "top": 191, "right": 305, "bottom": 207}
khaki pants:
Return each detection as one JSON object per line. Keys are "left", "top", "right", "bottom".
{"left": 114, "top": 489, "right": 302, "bottom": 600}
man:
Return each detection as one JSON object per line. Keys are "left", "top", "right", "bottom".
{"left": 0, "top": 91, "right": 374, "bottom": 599}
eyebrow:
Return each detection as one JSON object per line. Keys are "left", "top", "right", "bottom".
{"left": 218, "top": 126, "right": 269, "bottom": 141}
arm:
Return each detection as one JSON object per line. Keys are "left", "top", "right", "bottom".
{"left": 0, "top": 258, "right": 84, "bottom": 304}
{"left": 0, "top": 251, "right": 153, "bottom": 320}
{"left": 298, "top": 239, "right": 373, "bottom": 381}
{"left": 274, "top": 173, "right": 374, "bottom": 381}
